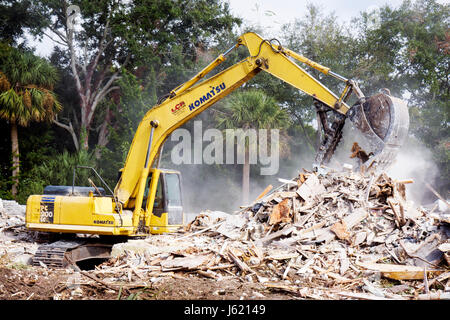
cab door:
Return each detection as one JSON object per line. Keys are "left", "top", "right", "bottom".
{"left": 162, "top": 172, "right": 184, "bottom": 225}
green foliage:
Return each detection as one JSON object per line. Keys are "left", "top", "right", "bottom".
{"left": 28, "top": 0, "right": 241, "bottom": 141}
{"left": 216, "top": 89, "right": 291, "bottom": 158}
{"left": 17, "top": 149, "right": 97, "bottom": 203}
{"left": 0, "top": 0, "right": 45, "bottom": 44}
{"left": 216, "top": 89, "right": 290, "bottom": 130}
{"left": 0, "top": 42, "right": 61, "bottom": 126}
{"left": 276, "top": 0, "right": 449, "bottom": 193}
{"left": 353, "top": 0, "right": 449, "bottom": 191}
{"left": 94, "top": 69, "right": 158, "bottom": 187}
{"left": 0, "top": 42, "right": 62, "bottom": 197}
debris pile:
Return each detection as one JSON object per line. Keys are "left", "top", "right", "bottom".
{"left": 100, "top": 169, "right": 449, "bottom": 300}
{"left": 0, "top": 199, "right": 26, "bottom": 229}
{"left": 0, "top": 168, "right": 449, "bottom": 300}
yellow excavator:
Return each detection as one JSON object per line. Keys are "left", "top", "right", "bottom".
{"left": 25, "top": 32, "right": 409, "bottom": 267}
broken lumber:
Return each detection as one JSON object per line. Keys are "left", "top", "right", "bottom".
{"left": 255, "top": 185, "right": 273, "bottom": 201}
{"left": 256, "top": 226, "right": 295, "bottom": 246}
{"left": 160, "top": 255, "right": 211, "bottom": 270}
{"left": 313, "top": 208, "right": 368, "bottom": 242}
{"left": 337, "top": 291, "right": 391, "bottom": 300}
{"left": 425, "top": 183, "right": 450, "bottom": 209}
{"left": 227, "top": 248, "right": 252, "bottom": 273}
{"left": 356, "top": 261, "right": 445, "bottom": 280}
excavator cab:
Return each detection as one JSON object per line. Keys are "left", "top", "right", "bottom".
{"left": 142, "top": 168, "right": 184, "bottom": 234}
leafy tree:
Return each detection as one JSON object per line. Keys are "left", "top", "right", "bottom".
{"left": 0, "top": 43, "right": 61, "bottom": 197}
{"left": 95, "top": 69, "right": 156, "bottom": 186}
{"left": 17, "top": 149, "right": 96, "bottom": 203}
{"left": 24, "top": 0, "right": 240, "bottom": 153}
{"left": 251, "top": 4, "right": 356, "bottom": 156}
{"left": 353, "top": 0, "right": 449, "bottom": 193}
{"left": 0, "top": 0, "right": 45, "bottom": 44}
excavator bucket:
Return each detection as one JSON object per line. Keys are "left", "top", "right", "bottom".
{"left": 348, "top": 92, "right": 409, "bottom": 172}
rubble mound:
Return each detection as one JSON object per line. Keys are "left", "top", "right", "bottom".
{"left": 179, "top": 169, "right": 450, "bottom": 299}
{"left": 0, "top": 169, "right": 449, "bottom": 300}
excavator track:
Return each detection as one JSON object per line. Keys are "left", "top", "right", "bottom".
{"left": 33, "top": 240, "right": 113, "bottom": 268}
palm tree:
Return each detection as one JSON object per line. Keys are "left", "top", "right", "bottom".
{"left": 0, "top": 43, "right": 62, "bottom": 197}
{"left": 216, "top": 89, "right": 290, "bottom": 205}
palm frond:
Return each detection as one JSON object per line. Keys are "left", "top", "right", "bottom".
{"left": 0, "top": 44, "right": 62, "bottom": 126}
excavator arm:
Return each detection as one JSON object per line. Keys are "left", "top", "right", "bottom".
{"left": 114, "top": 32, "right": 409, "bottom": 222}
{"left": 115, "top": 33, "right": 350, "bottom": 208}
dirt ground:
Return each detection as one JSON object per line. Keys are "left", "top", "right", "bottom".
{"left": 0, "top": 265, "right": 291, "bottom": 300}
{"left": 0, "top": 224, "right": 292, "bottom": 301}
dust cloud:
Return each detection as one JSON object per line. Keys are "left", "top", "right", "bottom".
{"left": 386, "top": 138, "right": 440, "bottom": 205}
{"left": 161, "top": 116, "right": 441, "bottom": 218}
{"left": 331, "top": 120, "right": 440, "bottom": 205}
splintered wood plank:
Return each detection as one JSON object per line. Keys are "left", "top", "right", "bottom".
{"left": 255, "top": 185, "right": 273, "bottom": 201}
{"left": 356, "top": 261, "right": 445, "bottom": 280}
{"left": 296, "top": 174, "right": 325, "bottom": 203}
{"left": 227, "top": 248, "right": 252, "bottom": 273}
{"left": 269, "top": 198, "right": 291, "bottom": 225}
{"left": 337, "top": 291, "right": 391, "bottom": 300}
{"left": 309, "top": 208, "right": 368, "bottom": 242}
{"left": 330, "top": 220, "right": 350, "bottom": 240}
{"left": 425, "top": 183, "right": 450, "bottom": 209}
{"left": 256, "top": 226, "right": 295, "bottom": 245}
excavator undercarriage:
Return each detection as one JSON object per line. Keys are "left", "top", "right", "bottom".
{"left": 32, "top": 240, "right": 113, "bottom": 269}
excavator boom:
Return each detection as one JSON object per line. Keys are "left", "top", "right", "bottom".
{"left": 115, "top": 33, "right": 353, "bottom": 207}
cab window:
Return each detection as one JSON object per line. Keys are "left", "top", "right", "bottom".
{"left": 165, "top": 173, "right": 182, "bottom": 206}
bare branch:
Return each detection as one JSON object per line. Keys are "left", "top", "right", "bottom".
{"left": 42, "top": 31, "right": 67, "bottom": 47}
{"left": 87, "top": 76, "right": 120, "bottom": 125}
{"left": 48, "top": 21, "right": 68, "bottom": 44}
{"left": 85, "top": 20, "right": 112, "bottom": 101}
{"left": 82, "top": 43, "right": 88, "bottom": 75}
{"left": 53, "top": 116, "right": 79, "bottom": 151}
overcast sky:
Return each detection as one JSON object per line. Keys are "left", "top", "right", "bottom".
{"left": 226, "top": 0, "right": 404, "bottom": 27}
{"left": 30, "top": 0, "right": 448, "bottom": 57}
{"left": 225, "top": 0, "right": 443, "bottom": 36}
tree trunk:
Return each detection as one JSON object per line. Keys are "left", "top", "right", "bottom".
{"left": 10, "top": 119, "right": 19, "bottom": 197}
{"left": 80, "top": 125, "right": 89, "bottom": 151}
{"left": 242, "top": 147, "right": 250, "bottom": 205}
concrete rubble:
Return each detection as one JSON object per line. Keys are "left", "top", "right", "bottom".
{"left": 0, "top": 199, "right": 39, "bottom": 267}
{"left": 0, "top": 168, "right": 449, "bottom": 300}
